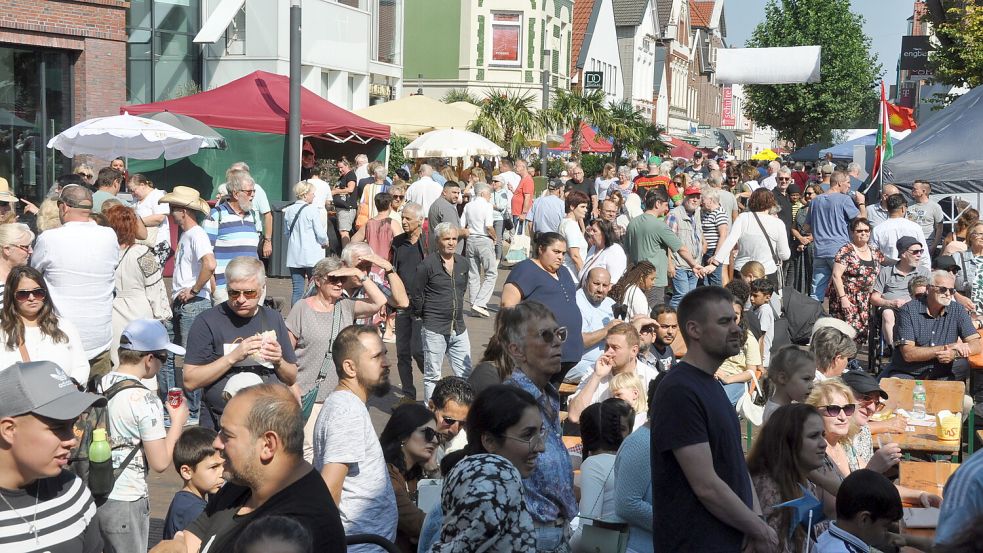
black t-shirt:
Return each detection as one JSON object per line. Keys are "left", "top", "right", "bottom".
{"left": 332, "top": 170, "right": 358, "bottom": 209}
{"left": 391, "top": 233, "right": 426, "bottom": 291}
{"left": 187, "top": 468, "right": 345, "bottom": 553}
{"left": 650, "top": 361, "right": 753, "bottom": 552}
{"left": 184, "top": 303, "right": 298, "bottom": 429}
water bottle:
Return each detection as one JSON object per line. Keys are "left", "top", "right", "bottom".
{"left": 912, "top": 380, "right": 927, "bottom": 419}
{"left": 87, "top": 428, "right": 114, "bottom": 497}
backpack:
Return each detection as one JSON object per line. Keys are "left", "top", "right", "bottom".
{"left": 770, "top": 286, "right": 826, "bottom": 355}
{"left": 69, "top": 378, "right": 149, "bottom": 497}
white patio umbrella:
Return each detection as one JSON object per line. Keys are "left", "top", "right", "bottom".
{"left": 402, "top": 128, "right": 507, "bottom": 159}
{"left": 47, "top": 112, "right": 208, "bottom": 160}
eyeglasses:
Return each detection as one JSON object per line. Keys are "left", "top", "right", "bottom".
{"left": 640, "top": 325, "right": 657, "bottom": 334}
{"left": 853, "top": 228, "right": 871, "bottom": 234}
{"left": 325, "top": 275, "right": 346, "bottom": 284}
{"left": 77, "top": 172, "right": 93, "bottom": 179}
{"left": 858, "top": 393, "right": 886, "bottom": 412}
{"left": 9, "top": 244, "right": 32, "bottom": 253}
{"left": 777, "top": 177, "right": 792, "bottom": 181}
{"left": 538, "top": 326, "right": 568, "bottom": 345}
{"left": 416, "top": 427, "right": 440, "bottom": 443}
{"left": 227, "top": 288, "right": 259, "bottom": 300}
{"left": 503, "top": 427, "right": 548, "bottom": 452}
{"left": 818, "top": 404, "right": 857, "bottom": 417}
{"left": 14, "top": 288, "right": 46, "bottom": 302}
{"left": 930, "top": 285, "right": 956, "bottom": 296}
{"left": 440, "top": 415, "right": 465, "bottom": 428}
{"left": 907, "top": 249, "right": 924, "bottom": 256}
{"left": 239, "top": 188, "right": 256, "bottom": 197}
{"left": 392, "top": 195, "right": 405, "bottom": 200}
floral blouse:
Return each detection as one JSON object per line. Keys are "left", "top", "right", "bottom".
{"left": 431, "top": 454, "right": 536, "bottom": 553}
{"left": 753, "top": 473, "right": 829, "bottom": 553}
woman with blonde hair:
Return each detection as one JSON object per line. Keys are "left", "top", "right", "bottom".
{"left": 128, "top": 173, "right": 173, "bottom": 266}
{"left": 609, "top": 372, "right": 648, "bottom": 430}
{"left": 0, "top": 223, "right": 34, "bottom": 297}
{"left": 284, "top": 180, "right": 329, "bottom": 305}
{"left": 595, "top": 162, "right": 618, "bottom": 201}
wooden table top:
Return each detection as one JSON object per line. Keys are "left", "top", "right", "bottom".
{"left": 899, "top": 461, "right": 959, "bottom": 541}
{"left": 874, "top": 378, "right": 964, "bottom": 453}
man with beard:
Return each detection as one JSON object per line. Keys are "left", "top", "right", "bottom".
{"left": 565, "top": 267, "right": 619, "bottom": 384}
{"left": 645, "top": 304, "right": 678, "bottom": 373}
{"left": 203, "top": 169, "right": 261, "bottom": 302}
{"left": 651, "top": 287, "right": 778, "bottom": 553}
{"left": 150, "top": 384, "right": 345, "bottom": 553}
{"left": 313, "top": 324, "right": 397, "bottom": 551}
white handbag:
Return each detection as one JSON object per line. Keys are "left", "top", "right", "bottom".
{"left": 736, "top": 370, "right": 767, "bottom": 427}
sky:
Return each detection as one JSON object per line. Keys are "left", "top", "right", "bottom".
{"left": 724, "top": 0, "right": 914, "bottom": 80}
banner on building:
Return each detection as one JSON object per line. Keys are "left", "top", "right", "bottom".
{"left": 898, "top": 82, "right": 917, "bottom": 109}
{"left": 721, "top": 87, "right": 736, "bottom": 127}
{"left": 492, "top": 13, "right": 521, "bottom": 64}
{"left": 900, "top": 36, "right": 932, "bottom": 71}
{"left": 716, "top": 46, "right": 821, "bottom": 85}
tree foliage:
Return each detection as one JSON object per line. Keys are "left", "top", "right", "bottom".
{"left": 930, "top": 2, "right": 983, "bottom": 90}
{"left": 441, "top": 89, "right": 481, "bottom": 105}
{"left": 743, "top": 0, "right": 881, "bottom": 148}
{"left": 468, "top": 89, "right": 546, "bottom": 159}
{"left": 544, "top": 88, "right": 611, "bottom": 161}
{"left": 387, "top": 134, "right": 410, "bottom": 175}
{"left": 597, "top": 99, "right": 669, "bottom": 163}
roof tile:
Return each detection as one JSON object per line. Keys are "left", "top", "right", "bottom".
{"left": 613, "top": 0, "right": 649, "bottom": 27}
{"left": 571, "top": 0, "right": 596, "bottom": 73}
{"left": 690, "top": 0, "right": 714, "bottom": 28}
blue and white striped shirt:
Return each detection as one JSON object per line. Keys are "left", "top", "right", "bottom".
{"left": 203, "top": 202, "right": 259, "bottom": 291}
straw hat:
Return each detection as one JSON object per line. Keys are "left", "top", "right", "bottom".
{"left": 0, "top": 177, "right": 19, "bottom": 204}
{"left": 160, "top": 186, "right": 210, "bottom": 214}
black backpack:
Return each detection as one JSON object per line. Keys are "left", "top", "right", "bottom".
{"left": 770, "top": 286, "right": 827, "bottom": 355}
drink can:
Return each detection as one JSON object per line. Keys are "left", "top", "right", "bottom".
{"left": 167, "top": 388, "right": 184, "bottom": 409}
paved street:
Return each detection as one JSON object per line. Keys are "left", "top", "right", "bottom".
{"left": 147, "top": 269, "right": 508, "bottom": 547}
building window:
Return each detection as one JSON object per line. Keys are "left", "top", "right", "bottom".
{"left": 373, "top": 0, "right": 401, "bottom": 65}
{"left": 225, "top": 4, "right": 246, "bottom": 55}
{"left": 490, "top": 12, "right": 522, "bottom": 66}
{"left": 126, "top": 0, "right": 203, "bottom": 103}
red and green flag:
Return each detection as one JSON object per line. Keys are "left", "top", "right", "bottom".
{"left": 869, "top": 82, "right": 893, "bottom": 186}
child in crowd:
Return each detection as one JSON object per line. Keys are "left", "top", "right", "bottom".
{"left": 750, "top": 278, "right": 778, "bottom": 368}
{"left": 762, "top": 346, "right": 817, "bottom": 423}
{"left": 815, "top": 469, "right": 931, "bottom": 553}
{"left": 726, "top": 280, "right": 763, "bottom": 339}
{"left": 234, "top": 515, "right": 313, "bottom": 553}
{"left": 609, "top": 372, "right": 648, "bottom": 430}
{"left": 740, "top": 260, "right": 766, "bottom": 284}
{"left": 716, "top": 298, "right": 761, "bottom": 406}
{"left": 163, "top": 426, "right": 225, "bottom": 540}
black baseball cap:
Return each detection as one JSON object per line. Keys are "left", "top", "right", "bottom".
{"left": 896, "top": 236, "right": 921, "bottom": 254}
{"left": 933, "top": 255, "right": 961, "bottom": 272}
{"left": 842, "top": 371, "right": 888, "bottom": 400}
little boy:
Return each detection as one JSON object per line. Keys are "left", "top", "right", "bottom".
{"left": 816, "top": 469, "right": 930, "bottom": 552}
{"left": 163, "top": 426, "right": 225, "bottom": 540}
{"left": 750, "top": 278, "right": 778, "bottom": 368}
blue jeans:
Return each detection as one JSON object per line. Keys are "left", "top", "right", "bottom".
{"left": 289, "top": 267, "right": 314, "bottom": 306}
{"left": 670, "top": 269, "right": 698, "bottom": 308}
{"left": 422, "top": 327, "right": 473, "bottom": 402}
{"left": 722, "top": 381, "right": 746, "bottom": 407}
{"left": 811, "top": 256, "right": 835, "bottom": 301}
{"left": 702, "top": 252, "right": 723, "bottom": 286}
{"left": 160, "top": 296, "right": 210, "bottom": 419}
{"left": 533, "top": 524, "right": 571, "bottom": 553}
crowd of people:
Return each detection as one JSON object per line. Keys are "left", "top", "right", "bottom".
{"left": 1, "top": 150, "right": 982, "bottom": 553}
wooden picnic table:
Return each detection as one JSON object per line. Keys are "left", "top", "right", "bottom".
{"left": 898, "top": 460, "right": 959, "bottom": 541}
{"left": 876, "top": 378, "right": 964, "bottom": 454}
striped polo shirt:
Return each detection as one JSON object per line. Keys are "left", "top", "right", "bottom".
{"left": 203, "top": 202, "right": 260, "bottom": 291}
{"left": 0, "top": 470, "right": 100, "bottom": 552}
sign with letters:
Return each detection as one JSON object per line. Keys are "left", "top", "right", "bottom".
{"left": 900, "top": 36, "right": 933, "bottom": 71}
{"left": 584, "top": 71, "right": 603, "bottom": 90}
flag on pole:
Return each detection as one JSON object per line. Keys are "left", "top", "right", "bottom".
{"left": 868, "top": 82, "right": 893, "bottom": 186}
{"left": 887, "top": 102, "right": 917, "bottom": 132}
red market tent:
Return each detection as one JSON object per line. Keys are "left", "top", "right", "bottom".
{"left": 123, "top": 70, "right": 389, "bottom": 142}
{"left": 666, "top": 136, "right": 699, "bottom": 159}
{"left": 550, "top": 122, "right": 613, "bottom": 153}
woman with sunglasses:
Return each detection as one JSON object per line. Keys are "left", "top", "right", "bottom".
{"left": 829, "top": 217, "right": 884, "bottom": 346}
{"left": 431, "top": 385, "right": 543, "bottom": 552}
{"left": 789, "top": 184, "right": 822, "bottom": 294}
{"left": 0, "top": 223, "right": 34, "bottom": 298}
{"left": 103, "top": 203, "right": 171, "bottom": 373}
{"left": 379, "top": 403, "right": 441, "bottom": 553}
{"left": 0, "top": 266, "right": 89, "bottom": 384}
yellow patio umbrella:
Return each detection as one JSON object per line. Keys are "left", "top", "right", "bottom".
{"left": 355, "top": 95, "right": 477, "bottom": 139}
{"left": 750, "top": 148, "right": 780, "bottom": 161}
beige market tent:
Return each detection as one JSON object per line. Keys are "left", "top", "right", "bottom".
{"left": 355, "top": 95, "right": 478, "bottom": 138}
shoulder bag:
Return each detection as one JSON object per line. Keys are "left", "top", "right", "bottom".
{"left": 736, "top": 369, "right": 769, "bottom": 427}
{"left": 287, "top": 203, "right": 310, "bottom": 238}
{"left": 576, "top": 462, "right": 629, "bottom": 553}
{"left": 751, "top": 211, "right": 784, "bottom": 288}
{"left": 300, "top": 301, "right": 341, "bottom": 422}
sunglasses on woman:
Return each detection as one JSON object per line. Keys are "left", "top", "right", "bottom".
{"left": 858, "top": 393, "right": 886, "bottom": 412}
{"left": 227, "top": 288, "right": 259, "bottom": 300}
{"left": 538, "top": 327, "right": 568, "bottom": 345}
{"left": 416, "top": 427, "right": 440, "bottom": 443}
{"left": 819, "top": 403, "right": 856, "bottom": 417}
{"left": 14, "top": 288, "right": 46, "bottom": 302}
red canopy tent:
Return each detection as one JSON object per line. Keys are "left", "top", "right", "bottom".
{"left": 666, "top": 136, "right": 699, "bottom": 159}
{"left": 123, "top": 70, "right": 389, "bottom": 143}
{"left": 549, "top": 122, "right": 613, "bottom": 153}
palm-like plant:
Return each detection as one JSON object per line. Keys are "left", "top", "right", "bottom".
{"left": 600, "top": 99, "right": 645, "bottom": 163}
{"left": 441, "top": 89, "right": 481, "bottom": 105}
{"left": 545, "top": 88, "right": 611, "bottom": 161}
{"left": 468, "top": 89, "right": 545, "bottom": 159}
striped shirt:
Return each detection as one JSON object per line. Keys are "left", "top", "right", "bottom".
{"left": 702, "top": 207, "right": 728, "bottom": 251}
{"left": 0, "top": 470, "right": 101, "bottom": 553}
{"left": 936, "top": 449, "right": 983, "bottom": 545}
{"left": 203, "top": 202, "right": 260, "bottom": 291}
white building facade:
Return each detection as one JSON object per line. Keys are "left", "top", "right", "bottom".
{"left": 614, "top": 0, "right": 661, "bottom": 122}
{"left": 572, "top": 0, "right": 625, "bottom": 103}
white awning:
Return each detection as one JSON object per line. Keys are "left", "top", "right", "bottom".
{"left": 193, "top": 0, "right": 246, "bottom": 44}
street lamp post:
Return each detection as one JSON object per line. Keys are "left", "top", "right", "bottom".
{"left": 287, "top": 0, "right": 302, "bottom": 196}
{"left": 540, "top": 50, "right": 551, "bottom": 179}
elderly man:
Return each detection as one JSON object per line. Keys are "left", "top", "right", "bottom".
{"left": 392, "top": 202, "right": 426, "bottom": 399}
{"left": 412, "top": 222, "right": 472, "bottom": 401}
{"left": 461, "top": 182, "right": 497, "bottom": 317}
{"left": 568, "top": 322, "right": 658, "bottom": 423}
{"left": 883, "top": 270, "right": 981, "bottom": 381}
{"left": 405, "top": 164, "right": 442, "bottom": 215}
{"left": 867, "top": 183, "right": 900, "bottom": 227}
{"left": 183, "top": 257, "right": 298, "bottom": 429}
{"left": 32, "top": 183, "right": 120, "bottom": 387}
{"left": 707, "top": 170, "right": 739, "bottom": 224}
{"left": 808, "top": 171, "right": 867, "bottom": 301}
{"left": 353, "top": 152, "right": 370, "bottom": 181}
{"left": 151, "top": 383, "right": 345, "bottom": 553}
{"left": 871, "top": 194, "right": 930, "bottom": 270}
{"left": 528, "top": 180, "right": 566, "bottom": 235}
{"left": 225, "top": 162, "right": 273, "bottom": 257}
{"left": 565, "top": 267, "right": 619, "bottom": 384}
{"left": 760, "top": 160, "right": 781, "bottom": 190}
{"left": 598, "top": 198, "right": 626, "bottom": 238}
{"left": 427, "top": 181, "right": 468, "bottom": 253}
{"left": 872, "top": 236, "right": 931, "bottom": 349}
{"left": 204, "top": 169, "right": 261, "bottom": 301}
{"left": 666, "top": 186, "right": 704, "bottom": 308}
{"left": 512, "top": 159, "right": 536, "bottom": 229}
{"left": 909, "top": 179, "right": 945, "bottom": 253}
{"left": 565, "top": 163, "right": 597, "bottom": 219}
{"left": 846, "top": 162, "right": 864, "bottom": 192}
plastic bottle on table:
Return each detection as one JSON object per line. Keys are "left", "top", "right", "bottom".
{"left": 912, "top": 380, "right": 927, "bottom": 419}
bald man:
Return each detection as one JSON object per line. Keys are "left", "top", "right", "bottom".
{"left": 566, "top": 267, "right": 620, "bottom": 383}
{"left": 867, "top": 183, "right": 900, "bottom": 227}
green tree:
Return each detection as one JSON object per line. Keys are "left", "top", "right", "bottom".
{"left": 545, "top": 88, "right": 611, "bottom": 161}
{"left": 388, "top": 134, "right": 410, "bottom": 176}
{"left": 441, "top": 89, "right": 481, "bottom": 105}
{"left": 468, "top": 89, "right": 545, "bottom": 159}
{"left": 743, "top": 0, "right": 881, "bottom": 148}
{"left": 599, "top": 99, "right": 669, "bottom": 163}
{"left": 930, "top": 3, "right": 983, "bottom": 90}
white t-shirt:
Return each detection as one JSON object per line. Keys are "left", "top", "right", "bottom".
{"left": 405, "top": 177, "right": 443, "bottom": 215}
{"left": 0, "top": 320, "right": 90, "bottom": 384}
{"left": 99, "top": 372, "right": 166, "bottom": 502}
{"left": 498, "top": 170, "right": 521, "bottom": 193}
{"left": 580, "top": 244, "right": 628, "bottom": 285}
{"left": 623, "top": 284, "right": 649, "bottom": 320}
{"left": 755, "top": 303, "right": 777, "bottom": 367}
{"left": 461, "top": 196, "right": 495, "bottom": 238}
{"left": 559, "top": 218, "right": 588, "bottom": 280}
{"left": 32, "top": 221, "right": 120, "bottom": 358}
{"left": 136, "top": 188, "right": 171, "bottom": 249}
{"left": 172, "top": 225, "right": 214, "bottom": 301}
{"left": 309, "top": 176, "right": 332, "bottom": 211}
{"left": 570, "top": 361, "right": 659, "bottom": 408}
{"left": 312, "top": 390, "right": 397, "bottom": 549}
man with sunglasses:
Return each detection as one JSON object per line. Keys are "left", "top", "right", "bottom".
{"left": 871, "top": 193, "right": 930, "bottom": 270}
{"left": 865, "top": 183, "right": 900, "bottom": 228}
{"left": 428, "top": 376, "right": 474, "bottom": 465}
{"left": 32, "top": 183, "right": 120, "bottom": 390}
{"left": 183, "top": 257, "right": 298, "bottom": 430}
{"left": 872, "top": 236, "right": 931, "bottom": 349}
{"left": 883, "top": 269, "right": 981, "bottom": 381}
{"left": 204, "top": 169, "right": 261, "bottom": 302}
